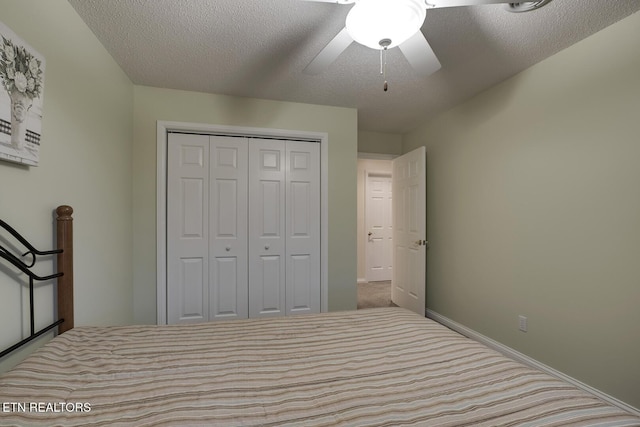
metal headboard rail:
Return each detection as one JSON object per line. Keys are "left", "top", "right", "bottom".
{"left": 0, "top": 218, "right": 62, "bottom": 268}
{"left": 0, "top": 216, "right": 67, "bottom": 359}
{"left": 0, "top": 249, "right": 63, "bottom": 281}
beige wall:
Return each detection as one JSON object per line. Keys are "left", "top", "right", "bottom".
{"left": 404, "top": 11, "right": 640, "bottom": 409}
{"left": 133, "top": 86, "right": 358, "bottom": 323}
{"left": 358, "top": 130, "right": 402, "bottom": 155}
{"left": 0, "top": 0, "right": 134, "bottom": 371}
{"left": 356, "top": 158, "right": 393, "bottom": 282}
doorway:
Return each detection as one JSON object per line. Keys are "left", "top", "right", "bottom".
{"left": 356, "top": 149, "right": 426, "bottom": 315}
{"left": 356, "top": 155, "right": 394, "bottom": 308}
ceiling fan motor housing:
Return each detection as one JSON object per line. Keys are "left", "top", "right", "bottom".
{"left": 346, "top": 0, "right": 427, "bottom": 49}
{"left": 505, "top": 0, "right": 553, "bottom": 13}
{"left": 379, "top": 38, "right": 392, "bottom": 49}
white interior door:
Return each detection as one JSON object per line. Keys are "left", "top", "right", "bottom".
{"left": 209, "top": 136, "right": 249, "bottom": 320}
{"left": 286, "top": 141, "right": 321, "bottom": 315}
{"left": 391, "top": 146, "right": 426, "bottom": 316}
{"left": 167, "top": 133, "right": 210, "bottom": 324}
{"left": 249, "top": 139, "right": 286, "bottom": 318}
{"left": 365, "top": 173, "right": 393, "bottom": 282}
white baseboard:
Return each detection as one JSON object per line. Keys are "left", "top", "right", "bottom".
{"left": 426, "top": 309, "right": 640, "bottom": 417}
{"left": 357, "top": 278, "right": 368, "bottom": 284}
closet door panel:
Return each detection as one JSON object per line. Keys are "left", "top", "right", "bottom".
{"left": 249, "top": 140, "right": 286, "bottom": 318}
{"left": 215, "top": 179, "right": 238, "bottom": 237}
{"left": 289, "top": 254, "right": 312, "bottom": 310}
{"left": 209, "top": 136, "right": 249, "bottom": 320}
{"left": 254, "top": 255, "right": 284, "bottom": 315}
{"left": 286, "top": 142, "right": 321, "bottom": 315}
{"left": 179, "top": 258, "right": 206, "bottom": 318}
{"left": 259, "top": 180, "right": 282, "bottom": 235}
{"left": 167, "top": 133, "right": 210, "bottom": 324}
{"left": 211, "top": 257, "right": 239, "bottom": 316}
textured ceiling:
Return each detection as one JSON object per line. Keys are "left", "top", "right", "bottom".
{"left": 68, "top": 0, "right": 640, "bottom": 133}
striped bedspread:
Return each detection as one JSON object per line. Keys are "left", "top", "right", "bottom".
{"left": 0, "top": 308, "right": 638, "bottom": 426}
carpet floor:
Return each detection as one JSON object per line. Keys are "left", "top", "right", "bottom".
{"left": 357, "top": 281, "right": 397, "bottom": 309}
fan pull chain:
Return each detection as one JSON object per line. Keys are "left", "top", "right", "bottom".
{"left": 379, "top": 38, "right": 391, "bottom": 92}
{"left": 380, "top": 46, "right": 388, "bottom": 92}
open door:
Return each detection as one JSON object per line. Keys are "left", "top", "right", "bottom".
{"left": 391, "top": 147, "right": 426, "bottom": 316}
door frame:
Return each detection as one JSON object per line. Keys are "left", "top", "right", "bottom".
{"left": 156, "top": 120, "right": 329, "bottom": 325}
{"left": 364, "top": 171, "right": 392, "bottom": 282}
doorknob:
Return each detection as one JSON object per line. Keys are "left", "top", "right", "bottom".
{"left": 368, "top": 232, "right": 373, "bottom": 237}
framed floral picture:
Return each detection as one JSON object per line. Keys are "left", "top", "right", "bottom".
{"left": 0, "top": 20, "right": 45, "bottom": 166}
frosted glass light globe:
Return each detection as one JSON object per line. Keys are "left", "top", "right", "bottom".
{"left": 346, "top": 0, "right": 426, "bottom": 50}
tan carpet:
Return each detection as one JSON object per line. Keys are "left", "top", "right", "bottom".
{"left": 357, "top": 281, "right": 397, "bottom": 309}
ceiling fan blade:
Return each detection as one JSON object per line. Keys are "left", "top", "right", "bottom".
{"left": 304, "top": 27, "right": 354, "bottom": 75}
{"left": 425, "top": 0, "right": 512, "bottom": 8}
{"left": 399, "top": 31, "right": 441, "bottom": 77}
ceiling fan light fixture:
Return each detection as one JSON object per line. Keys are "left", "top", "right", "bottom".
{"left": 505, "top": 0, "right": 553, "bottom": 13}
{"left": 346, "top": 0, "right": 426, "bottom": 50}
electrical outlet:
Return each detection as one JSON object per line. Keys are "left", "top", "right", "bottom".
{"left": 518, "top": 315, "right": 528, "bottom": 332}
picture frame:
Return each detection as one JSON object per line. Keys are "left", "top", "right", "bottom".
{"left": 0, "top": 20, "right": 45, "bottom": 166}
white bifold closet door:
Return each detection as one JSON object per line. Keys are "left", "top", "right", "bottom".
{"left": 167, "top": 133, "right": 320, "bottom": 324}
{"left": 210, "top": 136, "right": 249, "bottom": 321}
{"left": 249, "top": 140, "right": 321, "bottom": 318}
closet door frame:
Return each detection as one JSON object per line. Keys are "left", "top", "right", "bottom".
{"left": 156, "top": 121, "right": 329, "bottom": 325}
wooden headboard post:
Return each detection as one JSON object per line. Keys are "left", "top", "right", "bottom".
{"left": 56, "top": 205, "right": 74, "bottom": 333}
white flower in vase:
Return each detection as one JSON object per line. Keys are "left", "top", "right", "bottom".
{"left": 13, "top": 71, "right": 27, "bottom": 93}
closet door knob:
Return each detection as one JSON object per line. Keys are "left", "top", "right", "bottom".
{"left": 225, "top": 246, "right": 231, "bottom": 251}
{"left": 265, "top": 245, "right": 270, "bottom": 250}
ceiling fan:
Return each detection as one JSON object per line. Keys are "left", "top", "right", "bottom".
{"left": 303, "top": 0, "right": 552, "bottom": 76}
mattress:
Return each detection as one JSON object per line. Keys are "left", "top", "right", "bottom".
{"left": 0, "top": 307, "right": 638, "bottom": 426}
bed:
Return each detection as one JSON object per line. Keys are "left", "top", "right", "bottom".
{"left": 1, "top": 206, "right": 639, "bottom": 426}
